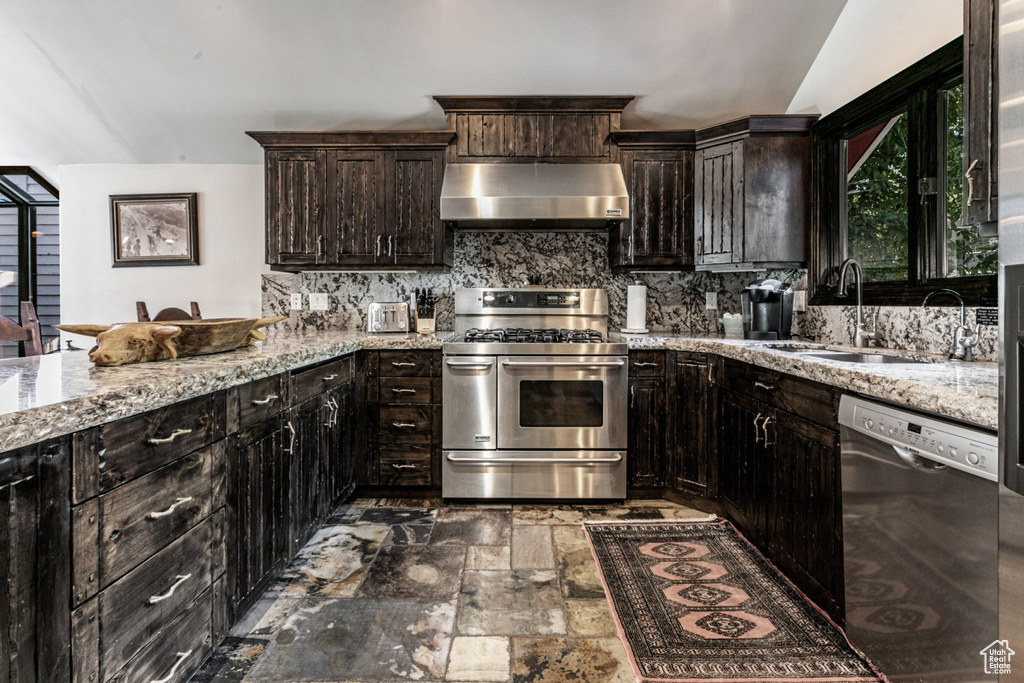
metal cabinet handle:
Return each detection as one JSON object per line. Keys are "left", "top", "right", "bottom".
{"left": 147, "top": 574, "right": 192, "bottom": 605}
{"left": 251, "top": 393, "right": 279, "bottom": 406}
{"left": 965, "top": 158, "right": 980, "bottom": 204}
{"left": 147, "top": 497, "right": 193, "bottom": 520}
{"left": 323, "top": 397, "right": 339, "bottom": 428}
{"left": 392, "top": 422, "right": 417, "bottom": 428}
{"left": 321, "top": 374, "right": 338, "bottom": 381}
{"left": 753, "top": 412, "right": 764, "bottom": 444}
{"left": 633, "top": 362, "right": 658, "bottom": 367}
{"left": 447, "top": 453, "right": 623, "bottom": 464}
{"left": 387, "top": 235, "right": 392, "bottom": 256}
{"left": 391, "top": 463, "right": 418, "bottom": 469}
{"left": 391, "top": 361, "right": 416, "bottom": 367}
{"left": 754, "top": 381, "right": 775, "bottom": 391}
{"left": 761, "top": 416, "right": 774, "bottom": 447}
{"left": 376, "top": 235, "right": 382, "bottom": 256}
{"left": 630, "top": 384, "right": 635, "bottom": 409}
{"left": 392, "top": 388, "right": 417, "bottom": 394}
{"left": 696, "top": 236, "right": 703, "bottom": 258}
{"left": 331, "top": 398, "right": 340, "bottom": 426}
{"left": 150, "top": 650, "right": 192, "bottom": 683}
{"left": 146, "top": 428, "right": 192, "bottom": 445}
{"left": 501, "top": 360, "right": 625, "bottom": 368}
{"left": 284, "top": 420, "right": 296, "bottom": 454}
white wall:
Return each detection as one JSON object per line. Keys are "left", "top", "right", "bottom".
{"left": 787, "top": 0, "right": 963, "bottom": 116}
{"left": 59, "top": 164, "right": 268, "bottom": 334}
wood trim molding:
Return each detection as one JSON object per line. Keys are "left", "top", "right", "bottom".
{"left": 432, "top": 96, "right": 634, "bottom": 113}
{"left": 696, "top": 115, "right": 818, "bottom": 146}
{"left": 246, "top": 130, "right": 456, "bottom": 148}
{"left": 610, "top": 129, "right": 696, "bottom": 147}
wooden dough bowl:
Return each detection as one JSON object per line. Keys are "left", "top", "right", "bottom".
{"left": 56, "top": 316, "right": 287, "bottom": 366}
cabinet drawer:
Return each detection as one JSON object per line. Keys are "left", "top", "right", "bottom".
{"left": 98, "top": 446, "right": 212, "bottom": 587}
{"left": 378, "top": 445, "right": 432, "bottom": 485}
{"left": 100, "top": 518, "right": 213, "bottom": 677}
{"left": 237, "top": 374, "right": 288, "bottom": 429}
{"left": 721, "top": 359, "right": 837, "bottom": 428}
{"left": 630, "top": 351, "right": 665, "bottom": 377}
{"left": 292, "top": 356, "right": 353, "bottom": 404}
{"left": 109, "top": 587, "right": 213, "bottom": 683}
{"left": 378, "top": 351, "right": 434, "bottom": 377}
{"left": 379, "top": 377, "right": 433, "bottom": 404}
{"left": 96, "top": 393, "right": 224, "bottom": 492}
{"left": 379, "top": 405, "right": 433, "bottom": 443}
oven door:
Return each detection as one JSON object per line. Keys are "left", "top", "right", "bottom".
{"left": 497, "top": 355, "right": 626, "bottom": 450}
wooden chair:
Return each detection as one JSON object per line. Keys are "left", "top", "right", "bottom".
{"left": 0, "top": 301, "right": 43, "bottom": 356}
{"left": 136, "top": 301, "right": 203, "bottom": 322}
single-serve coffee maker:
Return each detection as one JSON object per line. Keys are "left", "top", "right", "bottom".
{"left": 740, "top": 279, "right": 794, "bottom": 340}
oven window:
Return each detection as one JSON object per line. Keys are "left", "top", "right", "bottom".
{"left": 519, "top": 381, "right": 604, "bottom": 427}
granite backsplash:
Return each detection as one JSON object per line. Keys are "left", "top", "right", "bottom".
{"left": 261, "top": 231, "right": 997, "bottom": 361}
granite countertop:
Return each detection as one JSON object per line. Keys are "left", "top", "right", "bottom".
{"left": 0, "top": 329, "right": 997, "bottom": 453}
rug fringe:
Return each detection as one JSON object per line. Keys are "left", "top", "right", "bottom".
{"left": 581, "top": 513, "right": 718, "bottom": 526}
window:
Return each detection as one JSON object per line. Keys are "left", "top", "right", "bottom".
{"left": 809, "top": 38, "right": 996, "bottom": 306}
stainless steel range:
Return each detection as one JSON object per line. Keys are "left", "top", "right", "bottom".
{"left": 442, "top": 288, "right": 627, "bottom": 500}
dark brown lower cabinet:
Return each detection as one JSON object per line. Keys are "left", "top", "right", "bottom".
{"left": 717, "top": 388, "right": 770, "bottom": 546}
{"left": 627, "top": 352, "right": 667, "bottom": 488}
{"left": 289, "top": 396, "right": 325, "bottom": 556}
{"left": 667, "top": 352, "right": 713, "bottom": 496}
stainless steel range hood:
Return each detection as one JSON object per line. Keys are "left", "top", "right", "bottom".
{"left": 440, "top": 163, "right": 629, "bottom": 230}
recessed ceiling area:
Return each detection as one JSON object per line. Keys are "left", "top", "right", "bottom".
{"left": 0, "top": 0, "right": 852, "bottom": 179}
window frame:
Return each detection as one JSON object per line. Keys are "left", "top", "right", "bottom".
{"left": 808, "top": 38, "right": 995, "bottom": 306}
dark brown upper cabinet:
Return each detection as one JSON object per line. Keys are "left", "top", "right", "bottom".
{"left": 964, "top": 0, "right": 998, "bottom": 227}
{"left": 433, "top": 96, "right": 633, "bottom": 163}
{"left": 248, "top": 131, "right": 454, "bottom": 272}
{"left": 609, "top": 130, "right": 695, "bottom": 271}
{"left": 693, "top": 115, "right": 816, "bottom": 271}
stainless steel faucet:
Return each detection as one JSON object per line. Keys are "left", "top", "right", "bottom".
{"left": 922, "top": 288, "right": 979, "bottom": 361}
{"left": 836, "top": 258, "right": 876, "bottom": 348}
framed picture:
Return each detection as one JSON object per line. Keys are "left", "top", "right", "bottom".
{"left": 110, "top": 193, "right": 199, "bottom": 267}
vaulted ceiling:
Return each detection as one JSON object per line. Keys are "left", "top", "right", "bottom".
{"left": 1, "top": 1, "right": 852, "bottom": 181}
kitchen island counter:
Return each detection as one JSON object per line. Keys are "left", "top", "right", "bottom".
{"left": 616, "top": 332, "right": 998, "bottom": 429}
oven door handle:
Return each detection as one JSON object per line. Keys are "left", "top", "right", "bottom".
{"left": 499, "top": 360, "right": 625, "bottom": 369}
{"left": 445, "top": 359, "right": 495, "bottom": 369}
{"left": 446, "top": 453, "right": 623, "bottom": 464}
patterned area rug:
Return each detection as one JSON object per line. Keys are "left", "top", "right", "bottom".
{"left": 584, "top": 519, "right": 886, "bottom": 682}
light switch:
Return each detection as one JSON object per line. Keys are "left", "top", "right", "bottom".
{"left": 309, "top": 293, "right": 329, "bottom": 311}
{"left": 705, "top": 292, "right": 718, "bottom": 310}
{"left": 290, "top": 293, "right": 303, "bottom": 310}
{"left": 794, "top": 290, "right": 807, "bottom": 312}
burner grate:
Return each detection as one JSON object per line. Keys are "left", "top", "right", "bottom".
{"left": 462, "top": 327, "right": 605, "bottom": 344}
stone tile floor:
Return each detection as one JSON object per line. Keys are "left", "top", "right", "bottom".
{"left": 192, "top": 498, "right": 712, "bottom": 683}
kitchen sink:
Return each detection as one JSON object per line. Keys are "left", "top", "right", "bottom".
{"left": 792, "top": 350, "right": 928, "bottom": 364}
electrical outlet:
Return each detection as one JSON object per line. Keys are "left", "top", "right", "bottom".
{"left": 705, "top": 292, "right": 718, "bottom": 310}
{"left": 309, "top": 293, "right": 329, "bottom": 311}
{"left": 290, "top": 293, "right": 303, "bottom": 310}
{"left": 794, "top": 290, "right": 808, "bottom": 313}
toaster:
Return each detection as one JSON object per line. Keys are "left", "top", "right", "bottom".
{"left": 367, "top": 302, "right": 410, "bottom": 333}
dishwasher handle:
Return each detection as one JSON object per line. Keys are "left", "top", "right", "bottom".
{"left": 892, "top": 445, "right": 948, "bottom": 473}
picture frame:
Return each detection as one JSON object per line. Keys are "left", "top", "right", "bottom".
{"left": 110, "top": 192, "right": 199, "bottom": 267}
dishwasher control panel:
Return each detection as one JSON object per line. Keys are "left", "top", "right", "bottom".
{"left": 838, "top": 395, "right": 998, "bottom": 481}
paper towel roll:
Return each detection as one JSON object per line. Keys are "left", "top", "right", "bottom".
{"left": 624, "top": 284, "right": 648, "bottom": 332}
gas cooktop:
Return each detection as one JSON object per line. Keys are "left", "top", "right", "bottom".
{"left": 463, "top": 328, "right": 607, "bottom": 344}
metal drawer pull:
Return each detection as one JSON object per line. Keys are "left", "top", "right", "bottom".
{"left": 251, "top": 393, "right": 279, "bottom": 406}
{"left": 633, "top": 361, "right": 658, "bottom": 367}
{"left": 147, "top": 497, "right": 193, "bottom": 520}
{"left": 146, "top": 428, "right": 193, "bottom": 445}
{"left": 753, "top": 413, "right": 764, "bottom": 444}
{"left": 392, "top": 388, "right": 417, "bottom": 394}
{"left": 283, "top": 420, "right": 296, "bottom": 454}
{"left": 321, "top": 374, "right": 338, "bottom": 381}
{"left": 754, "top": 381, "right": 775, "bottom": 391}
{"left": 447, "top": 454, "right": 623, "bottom": 464}
{"left": 147, "top": 574, "right": 192, "bottom": 605}
{"left": 445, "top": 359, "right": 494, "bottom": 369}
{"left": 150, "top": 650, "right": 192, "bottom": 683}
{"left": 761, "top": 416, "right": 774, "bottom": 447}
{"left": 501, "top": 360, "right": 625, "bottom": 368}
{"left": 392, "top": 463, "right": 418, "bottom": 469}
{"left": 391, "top": 361, "right": 417, "bottom": 367}
{"left": 392, "top": 422, "right": 417, "bottom": 428}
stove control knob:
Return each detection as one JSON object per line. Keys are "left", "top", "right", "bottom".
{"left": 967, "top": 452, "right": 980, "bottom": 465}
{"left": 506, "top": 294, "right": 516, "bottom": 304}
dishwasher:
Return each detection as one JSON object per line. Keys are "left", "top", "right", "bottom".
{"left": 838, "top": 395, "right": 998, "bottom": 682}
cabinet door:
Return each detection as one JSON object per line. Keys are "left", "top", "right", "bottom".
{"left": 324, "top": 382, "right": 356, "bottom": 509}
{"left": 769, "top": 410, "right": 843, "bottom": 619}
{"left": 668, "top": 353, "right": 710, "bottom": 495}
{"left": 615, "top": 149, "right": 693, "bottom": 269}
{"left": 289, "top": 397, "right": 325, "bottom": 556}
{"left": 717, "top": 389, "right": 768, "bottom": 545}
{"left": 229, "top": 417, "right": 289, "bottom": 619}
{"left": 385, "top": 150, "right": 445, "bottom": 267}
{"left": 326, "top": 149, "right": 384, "bottom": 266}
{"left": 694, "top": 141, "right": 744, "bottom": 266}
{"left": 964, "top": 0, "right": 998, "bottom": 226}
{"left": 627, "top": 374, "right": 665, "bottom": 488}
{"left": 266, "top": 149, "right": 327, "bottom": 267}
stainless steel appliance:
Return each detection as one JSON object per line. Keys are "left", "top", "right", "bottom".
{"left": 366, "top": 302, "right": 410, "bottom": 333}
{"left": 839, "top": 395, "right": 998, "bottom": 681}
{"left": 442, "top": 288, "right": 627, "bottom": 499}
{"left": 439, "top": 163, "right": 629, "bottom": 230}
{"left": 740, "top": 278, "right": 794, "bottom": 340}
